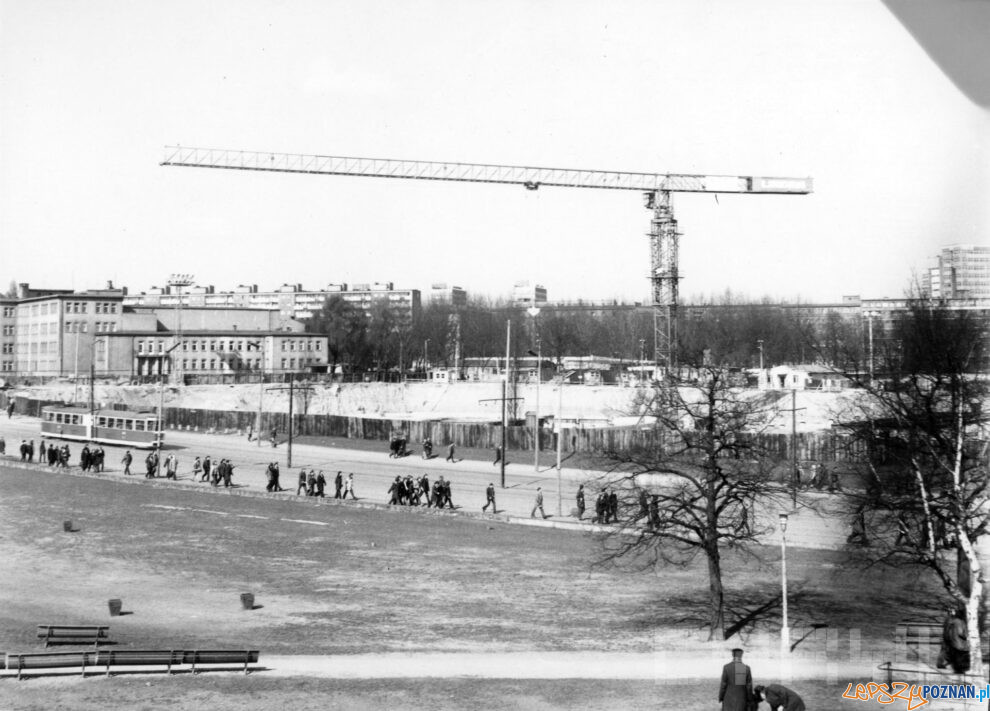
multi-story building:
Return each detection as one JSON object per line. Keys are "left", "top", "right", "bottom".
{"left": 0, "top": 297, "right": 17, "bottom": 376}
{"left": 5, "top": 283, "right": 328, "bottom": 382}
{"left": 925, "top": 243, "right": 990, "bottom": 300}
{"left": 429, "top": 283, "right": 467, "bottom": 308}
{"left": 124, "top": 281, "right": 422, "bottom": 324}
{"left": 513, "top": 281, "right": 547, "bottom": 307}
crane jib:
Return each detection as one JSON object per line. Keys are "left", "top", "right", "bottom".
{"left": 160, "top": 147, "right": 813, "bottom": 195}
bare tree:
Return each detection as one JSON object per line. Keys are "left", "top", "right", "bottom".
{"left": 598, "top": 366, "right": 787, "bottom": 640}
{"left": 833, "top": 298, "right": 988, "bottom": 675}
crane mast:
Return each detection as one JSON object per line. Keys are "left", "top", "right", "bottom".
{"left": 161, "top": 146, "right": 811, "bottom": 374}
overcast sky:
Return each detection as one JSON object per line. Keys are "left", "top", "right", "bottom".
{"left": 1, "top": 1, "right": 987, "bottom": 304}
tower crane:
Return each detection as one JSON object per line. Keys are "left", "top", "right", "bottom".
{"left": 161, "top": 146, "right": 812, "bottom": 373}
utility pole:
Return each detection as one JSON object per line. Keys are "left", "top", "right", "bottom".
{"left": 527, "top": 307, "right": 541, "bottom": 474}
{"left": 501, "top": 319, "right": 510, "bottom": 488}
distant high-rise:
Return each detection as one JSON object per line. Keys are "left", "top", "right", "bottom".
{"left": 925, "top": 244, "right": 990, "bottom": 300}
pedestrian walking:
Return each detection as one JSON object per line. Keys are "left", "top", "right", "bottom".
{"left": 121, "top": 450, "right": 133, "bottom": 476}
{"left": 192, "top": 456, "right": 202, "bottom": 481}
{"left": 492, "top": 445, "right": 501, "bottom": 466}
{"left": 271, "top": 426, "right": 278, "bottom": 448}
{"left": 482, "top": 482, "right": 496, "bottom": 512}
{"left": 202, "top": 455, "right": 212, "bottom": 482}
{"left": 334, "top": 470, "right": 343, "bottom": 498}
{"left": 296, "top": 469, "right": 308, "bottom": 495}
{"left": 575, "top": 484, "right": 585, "bottom": 520}
{"left": 343, "top": 473, "right": 356, "bottom": 499}
{"left": 307, "top": 470, "right": 317, "bottom": 496}
{"left": 315, "top": 471, "right": 326, "bottom": 497}
{"left": 445, "top": 443, "right": 456, "bottom": 462}
{"left": 531, "top": 487, "right": 546, "bottom": 519}
{"left": 718, "top": 648, "right": 753, "bottom": 711}
{"left": 607, "top": 489, "right": 619, "bottom": 523}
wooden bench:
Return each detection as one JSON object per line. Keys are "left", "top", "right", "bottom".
{"left": 895, "top": 620, "right": 989, "bottom": 667}
{"left": 36, "top": 625, "right": 110, "bottom": 648}
{"left": 4, "top": 649, "right": 260, "bottom": 678}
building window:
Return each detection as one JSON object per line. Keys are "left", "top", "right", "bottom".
{"left": 281, "top": 358, "right": 287, "bottom": 369}
{"left": 80, "top": 322, "right": 88, "bottom": 333}
{"left": 138, "top": 342, "right": 144, "bottom": 354}
{"left": 191, "top": 342, "right": 197, "bottom": 351}
{"left": 200, "top": 359, "right": 207, "bottom": 370}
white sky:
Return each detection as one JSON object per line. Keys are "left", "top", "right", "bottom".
{"left": 1, "top": 0, "right": 987, "bottom": 303}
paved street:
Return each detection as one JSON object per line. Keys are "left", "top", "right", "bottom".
{"left": 1, "top": 414, "right": 855, "bottom": 550}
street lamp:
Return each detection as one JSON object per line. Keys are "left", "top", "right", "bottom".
{"left": 248, "top": 339, "right": 266, "bottom": 447}
{"left": 779, "top": 513, "right": 790, "bottom": 658}
{"left": 527, "top": 307, "right": 541, "bottom": 476}
{"left": 864, "top": 310, "right": 880, "bottom": 384}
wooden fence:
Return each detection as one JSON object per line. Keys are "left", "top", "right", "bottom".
{"left": 1, "top": 393, "right": 869, "bottom": 462}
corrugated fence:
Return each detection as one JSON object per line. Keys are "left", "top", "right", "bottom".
{"left": 0, "top": 393, "right": 868, "bottom": 461}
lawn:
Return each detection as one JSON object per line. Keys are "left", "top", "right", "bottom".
{"left": 0, "top": 463, "right": 954, "bottom": 709}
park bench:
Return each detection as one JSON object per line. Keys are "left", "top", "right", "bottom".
{"left": 4, "top": 649, "right": 260, "bottom": 679}
{"left": 36, "top": 625, "right": 110, "bottom": 647}
{"left": 877, "top": 620, "right": 989, "bottom": 690}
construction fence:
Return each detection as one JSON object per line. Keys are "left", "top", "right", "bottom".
{"left": 0, "top": 392, "right": 871, "bottom": 463}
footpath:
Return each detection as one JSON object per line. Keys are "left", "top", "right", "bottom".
{"left": 0, "top": 413, "right": 855, "bottom": 550}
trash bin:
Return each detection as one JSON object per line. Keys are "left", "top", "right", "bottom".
{"left": 108, "top": 598, "right": 122, "bottom": 617}
{"left": 63, "top": 520, "right": 73, "bottom": 532}
{"left": 240, "top": 593, "right": 255, "bottom": 610}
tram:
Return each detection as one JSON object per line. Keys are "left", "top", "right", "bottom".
{"left": 40, "top": 406, "right": 163, "bottom": 449}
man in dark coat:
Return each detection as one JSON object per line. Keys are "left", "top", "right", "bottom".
{"left": 575, "top": 484, "right": 586, "bottom": 520}
{"left": 334, "top": 471, "right": 343, "bottom": 498}
{"left": 754, "top": 683, "right": 805, "bottom": 711}
{"left": 718, "top": 648, "right": 753, "bottom": 711}
{"left": 483, "top": 482, "right": 496, "bottom": 512}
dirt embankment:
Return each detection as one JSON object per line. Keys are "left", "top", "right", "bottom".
{"left": 9, "top": 380, "right": 854, "bottom": 431}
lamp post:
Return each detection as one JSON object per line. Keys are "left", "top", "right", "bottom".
{"left": 249, "top": 339, "right": 266, "bottom": 447}
{"left": 779, "top": 513, "right": 790, "bottom": 658}
{"left": 424, "top": 338, "right": 430, "bottom": 375}
{"left": 526, "top": 307, "right": 541, "bottom": 474}
{"left": 156, "top": 342, "right": 182, "bottom": 477}
{"left": 757, "top": 339, "right": 764, "bottom": 371}
{"left": 864, "top": 310, "right": 879, "bottom": 384}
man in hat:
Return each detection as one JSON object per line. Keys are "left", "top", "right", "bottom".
{"left": 718, "top": 647, "right": 753, "bottom": 711}
{"left": 753, "top": 683, "right": 805, "bottom": 711}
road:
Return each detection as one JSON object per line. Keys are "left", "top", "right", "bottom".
{"left": 0, "top": 413, "right": 854, "bottom": 549}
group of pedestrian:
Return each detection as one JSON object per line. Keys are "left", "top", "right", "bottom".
{"left": 591, "top": 488, "right": 619, "bottom": 524}
{"left": 719, "top": 647, "right": 805, "bottom": 711}
{"left": 78, "top": 443, "right": 106, "bottom": 472}
{"left": 387, "top": 473, "right": 454, "bottom": 508}
{"left": 18, "top": 438, "right": 36, "bottom": 461}
{"left": 44, "top": 441, "right": 72, "bottom": 467}
{"left": 296, "top": 468, "right": 328, "bottom": 497}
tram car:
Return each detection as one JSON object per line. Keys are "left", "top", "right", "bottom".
{"left": 40, "top": 405, "right": 163, "bottom": 449}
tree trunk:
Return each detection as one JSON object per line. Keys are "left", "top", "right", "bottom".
{"left": 707, "top": 540, "right": 726, "bottom": 640}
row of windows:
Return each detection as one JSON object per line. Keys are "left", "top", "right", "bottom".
{"left": 95, "top": 416, "right": 157, "bottom": 430}
{"left": 177, "top": 356, "right": 319, "bottom": 371}
{"left": 280, "top": 340, "right": 322, "bottom": 352}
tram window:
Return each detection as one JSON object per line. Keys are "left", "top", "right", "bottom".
{"left": 124, "top": 419, "right": 133, "bottom": 430}
{"left": 97, "top": 417, "right": 106, "bottom": 427}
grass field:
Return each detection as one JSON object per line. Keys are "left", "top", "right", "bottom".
{"left": 0, "top": 462, "right": 957, "bottom": 709}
